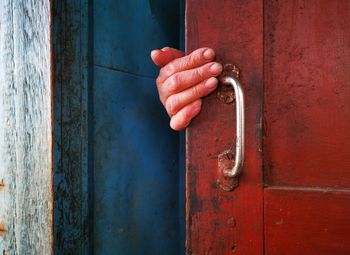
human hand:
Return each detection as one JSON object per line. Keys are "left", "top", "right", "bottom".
{"left": 150, "top": 47, "right": 222, "bottom": 130}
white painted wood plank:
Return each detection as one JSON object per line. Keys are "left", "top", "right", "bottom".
{"left": 0, "top": 0, "right": 52, "bottom": 254}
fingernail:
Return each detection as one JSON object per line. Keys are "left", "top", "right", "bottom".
{"left": 151, "top": 50, "right": 159, "bottom": 57}
{"left": 210, "top": 63, "right": 223, "bottom": 74}
{"left": 205, "top": 77, "right": 218, "bottom": 89}
{"left": 203, "top": 49, "right": 215, "bottom": 60}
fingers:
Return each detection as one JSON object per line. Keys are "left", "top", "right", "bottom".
{"left": 151, "top": 47, "right": 220, "bottom": 131}
{"left": 165, "top": 77, "right": 218, "bottom": 116}
{"left": 170, "top": 99, "right": 202, "bottom": 131}
{"left": 150, "top": 47, "right": 185, "bottom": 67}
{"left": 157, "top": 47, "right": 216, "bottom": 83}
{"left": 158, "top": 61, "right": 222, "bottom": 104}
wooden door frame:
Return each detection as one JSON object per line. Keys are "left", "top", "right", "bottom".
{"left": 0, "top": 1, "right": 53, "bottom": 254}
{"left": 53, "top": 0, "right": 92, "bottom": 254}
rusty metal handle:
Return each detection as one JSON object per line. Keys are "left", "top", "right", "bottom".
{"left": 219, "top": 73, "right": 245, "bottom": 178}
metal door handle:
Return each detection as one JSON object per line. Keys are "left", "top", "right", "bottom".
{"left": 219, "top": 73, "right": 245, "bottom": 178}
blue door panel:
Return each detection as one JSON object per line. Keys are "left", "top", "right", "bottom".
{"left": 93, "top": 0, "right": 182, "bottom": 253}
{"left": 54, "top": 1, "right": 183, "bottom": 254}
{"left": 94, "top": 0, "right": 179, "bottom": 76}
{"left": 93, "top": 67, "right": 180, "bottom": 254}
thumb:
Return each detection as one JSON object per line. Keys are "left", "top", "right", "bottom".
{"left": 150, "top": 47, "right": 184, "bottom": 67}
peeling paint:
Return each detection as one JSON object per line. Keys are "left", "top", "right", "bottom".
{"left": 0, "top": 224, "right": 5, "bottom": 236}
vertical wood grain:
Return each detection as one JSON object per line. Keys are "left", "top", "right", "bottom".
{"left": 186, "top": 1, "right": 263, "bottom": 254}
{"left": 263, "top": 1, "right": 350, "bottom": 254}
{"left": 264, "top": 0, "right": 350, "bottom": 188}
{"left": 0, "top": 0, "right": 53, "bottom": 254}
{"left": 265, "top": 188, "right": 350, "bottom": 255}
{"left": 53, "top": 0, "right": 91, "bottom": 254}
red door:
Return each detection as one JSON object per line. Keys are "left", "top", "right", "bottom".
{"left": 185, "top": 1, "right": 350, "bottom": 254}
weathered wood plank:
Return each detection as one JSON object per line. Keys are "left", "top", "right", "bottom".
{"left": 53, "top": 0, "right": 90, "bottom": 254}
{"left": 0, "top": 0, "right": 53, "bottom": 254}
{"left": 186, "top": 1, "right": 264, "bottom": 254}
{"left": 264, "top": 0, "right": 350, "bottom": 188}
{"left": 265, "top": 188, "right": 350, "bottom": 254}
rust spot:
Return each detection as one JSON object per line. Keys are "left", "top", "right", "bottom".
{"left": 217, "top": 85, "right": 235, "bottom": 104}
{"left": 223, "top": 64, "right": 240, "bottom": 78}
{"left": 217, "top": 64, "right": 240, "bottom": 104}
{"left": 0, "top": 223, "right": 5, "bottom": 236}
{"left": 227, "top": 217, "right": 236, "bottom": 228}
{"left": 0, "top": 180, "right": 4, "bottom": 191}
{"left": 217, "top": 150, "right": 239, "bottom": 191}
{"left": 231, "top": 244, "right": 237, "bottom": 253}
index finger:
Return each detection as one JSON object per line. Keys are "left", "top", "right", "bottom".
{"left": 157, "top": 47, "right": 216, "bottom": 84}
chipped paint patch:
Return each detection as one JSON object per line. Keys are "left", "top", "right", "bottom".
{"left": 0, "top": 223, "right": 5, "bottom": 236}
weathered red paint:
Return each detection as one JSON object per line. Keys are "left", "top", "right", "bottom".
{"left": 186, "top": 1, "right": 263, "bottom": 254}
{"left": 187, "top": 0, "right": 350, "bottom": 254}
{"left": 263, "top": 1, "right": 350, "bottom": 253}
{"left": 264, "top": 0, "right": 350, "bottom": 189}
{"left": 265, "top": 188, "right": 350, "bottom": 255}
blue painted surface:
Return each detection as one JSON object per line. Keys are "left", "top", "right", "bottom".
{"left": 54, "top": 1, "right": 183, "bottom": 254}
{"left": 93, "top": 68, "right": 179, "bottom": 254}
{"left": 92, "top": 1, "right": 183, "bottom": 254}
{"left": 94, "top": 0, "right": 179, "bottom": 76}
{"left": 54, "top": 1, "right": 90, "bottom": 254}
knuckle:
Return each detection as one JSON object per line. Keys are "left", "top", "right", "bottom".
{"left": 188, "top": 52, "right": 200, "bottom": 66}
{"left": 182, "top": 110, "right": 192, "bottom": 123}
{"left": 159, "top": 94, "right": 165, "bottom": 106}
{"left": 163, "top": 63, "right": 176, "bottom": 77}
{"left": 195, "top": 67, "right": 205, "bottom": 80}
{"left": 156, "top": 76, "right": 162, "bottom": 86}
{"left": 159, "top": 69, "right": 166, "bottom": 80}
{"left": 165, "top": 96, "right": 179, "bottom": 116}
{"left": 167, "top": 63, "right": 175, "bottom": 75}
{"left": 191, "top": 85, "right": 201, "bottom": 98}
{"left": 167, "top": 75, "right": 180, "bottom": 93}
{"left": 187, "top": 54, "right": 195, "bottom": 66}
